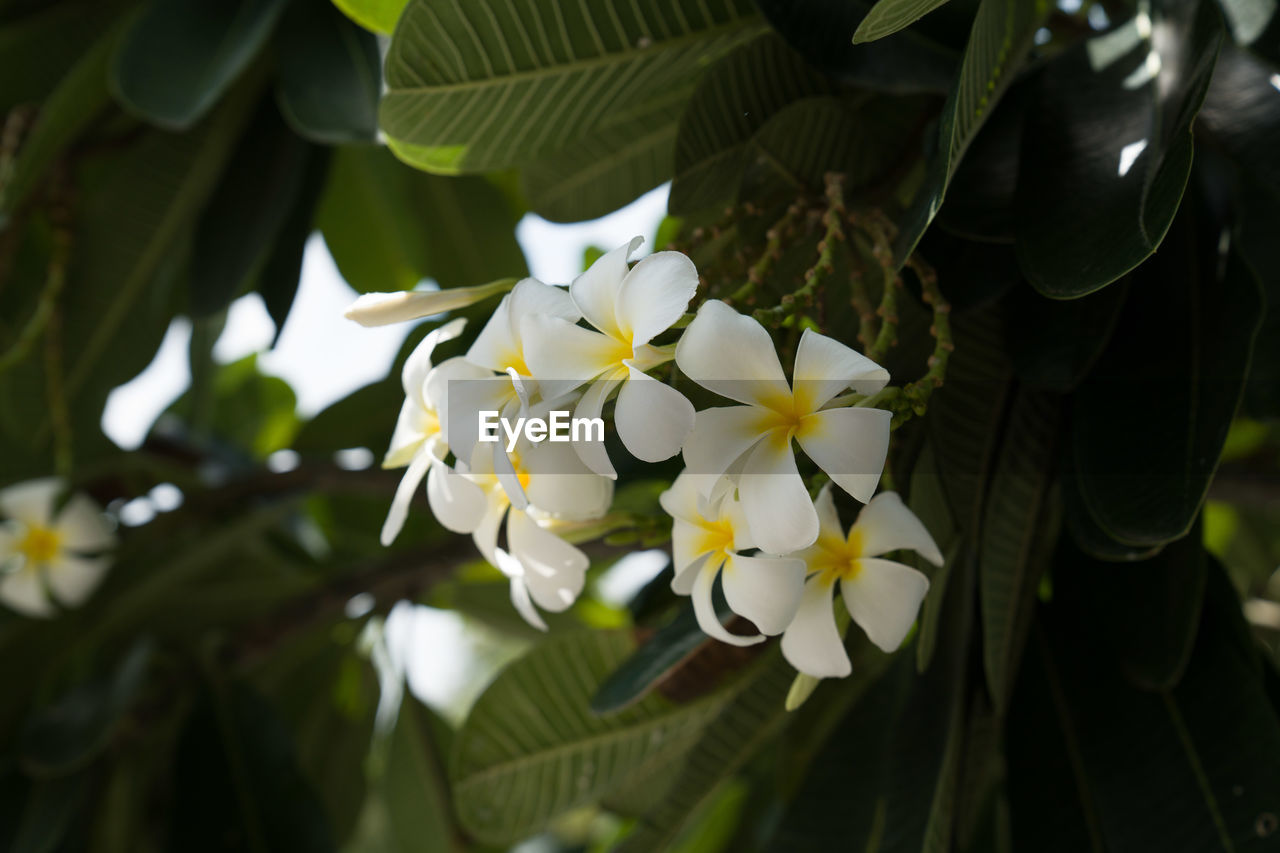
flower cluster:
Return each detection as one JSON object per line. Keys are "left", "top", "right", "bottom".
{"left": 351, "top": 238, "right": 942, "bottom": 677}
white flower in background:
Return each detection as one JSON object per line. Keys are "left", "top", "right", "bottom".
{"left": 0, "top": 479, "right": 116, "bottom": 618}
{"left": 781, "top": 485, "right": 942, "bottom": 679}
{"left": 380, "top": 318, "right": 492, "bottom": 546}
{"left": 344, "top": 279, "right": 515, "bottom": 327}
{"left": 523, "top": 237, "right": 697, "bottom": 478}
{"left": 676, "top": 299, "right": 892, "bottom": 556}
{"left": 428, "top": 437, "right": 613, "bottom": 630}
{"left": 660, "top": 472, "right": 805, "bottom": 647}
{"left": 446, "top": 278, "right": 582, "bottom": 505}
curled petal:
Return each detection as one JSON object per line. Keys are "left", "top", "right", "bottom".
{"left": 843, "top": 558, "right": 930, "bottom": 652}
{"left": 401, "top": 317, "right": 468, "bottom": 404}
{"left": 675, "top": 300, "right": 790, "bottom": 408}
{"left": 791, "top": 328, "right": 889, "bottom": 413}
{"left": 850, "top": 492, "right": 944, "bottom": 565}
{"left": 569, "top": 374, "right": 623, "bottom": 480}
{"left": 344, "top": 281, "right": 512, "bottom": 327}
{"left": 615, "top": 366, "right": 694, "bottom": 463}
{"left": 426, "top": 460, "right": 489, "bottom": 534}
{"left": 492, "top": 442, "right": 528, "bottom": 511}
{"left": 615, "top": 250, "right": 698, "bottom": 347}
{"left": 781, "top": 575, "right": 850, "bottom": 678}
{"left": 811, "top": 483, "right": 845, "bottom": 545}
{"left": 737, "top": 433, "right": 819, "bottom": 556}
{"left": 381, "top": 452, "right": 432, "bottom": 546}
{"left": 570, "top": 236, "right": 642, "bottom": 340}
{"left": 721, "top": 553, "right": 805, "bottom": 635}
{"left": 690, "top": 556, "right": 764, "bottom": 647}
{"left": 522, "top": 441, "right": 613, "bottom": 520}
{"left": 45, "top": 554, "right": 109, "bottom": 609}
{"left": 494, "top": 548, "right": 548, "bottom": 631}
{"left": 472, "top": 488, "right": 509, "bottom": 566}
{"left": 796, "top": 407, "right": 891, "bottom": 504}
{"left": 443, "top": 374, "right": 515, "bottom": 473}
{"left": 507, "top": 509, "right": 587, "bottom": 613}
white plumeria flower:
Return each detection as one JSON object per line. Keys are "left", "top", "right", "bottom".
{"left": 660, "top": 471, "right": 805, "bottom": 647}
{"left": 380, "top": 318, "right": 492, "bottom": 546}
{"left": 344, "top": 279, "right": 514, "bottom": 327}
{"left": 781, "top": 485, "right": 943, "bottom": 679}
{"left": 522, "top": 237, "right": 697, "bottom": 478}
{"left": 428, "top": 437, "right": 613, "bottom": 630}
{"left": 0, "top": 479, "right": 116, "bottom": 618}
{"left": 675, "top": 299, "right": 892, "bottom": 556}
{"left": 447, "top": 278, "right": 581, "bottom": 506}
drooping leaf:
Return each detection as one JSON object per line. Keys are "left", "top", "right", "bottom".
{"left": 1015, "top": 0, "right": 1224, "bottom": 297}
{"left": 918, "top": 229, "right": 1021, "bottom": 313}
{"left": 1070, "top": 201, "right": 1263, "bottom": 546}
{"left": 257, "top": 147, "right": 331, "bottom": 339}
{"left": 318, "top": 145, "right": 527, "bottom": 293}
{"left": 854, "top": 0, "right": 955, "bottom": 44}
{"left": 667, "top": 34, "right": 833, "bottom": 214}
{"left": 275, "top": 0, "right": 380, "bottom": 144}
{"left": 1004, "top": 279, "right": 1129, "bottom": 392}
{"left": 380, "top": 0, "right": 766, "bottom": 173}
{"left": 372, "top": 698, "right": 461, "bottom": 853}
{"left": 331, "top": 0, "right": 408, "bottom": 34}
{"left": 0, "top": 1, "right": 120, "bottom": 112}
{"left": 979, "top": 389, "right": 1060, "bottom": 714}
{"left": 449, "top": 629, "right": 748, "bottom": 844}
{"left": 591, "top": 603, "right": 718, "bottom": 714}
{"left": 111, "top": 0, "right": 290, "bottom": 130}
{"left": 521, "top": 86, "right": 692, "bottom": 222}
{"left": 894, "top": 0, "right": 1051, "bottom": 263}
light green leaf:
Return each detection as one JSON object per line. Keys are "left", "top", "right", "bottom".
{"left": 450, "top": 629, "right": 747, "bottom": 844}
{"left": 380, "top": 0, "right": 766, "bottom": 173}
{"left": 332, "top": 0, "right": 409, "bottom": 35}
{"left": 853, "top": 0, "right": 954, "bottom": 45}
{"left": 894, "top": 0, "right": 1050, "bottom": 264}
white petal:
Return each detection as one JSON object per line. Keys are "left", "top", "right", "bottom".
{"left": 737, "top": 433, "right": 819, "bottom": 556}
{"left": 720, "top": 553, "right": 805, "bottom": 635}
{"left": 615, "top": 250, "right": 698, "bottom": 346}
{"left": 439, "top": 372, "right": 512, "bottom": 471}
{"left": 54, "top": 495, "right": 116, "bottom": 553}
{"left": 690, "top": 556, "right": 764, "bottom": 647}
{"left": 492, "top": 442, "right": 528, "bottom": 511}
{"left": 843, "top": 558, "right": 930, "bottom": 652}
{"left": 0, "top": 478, "right": 59, "bottom": 526}
{"left": 671, "top": 548, "right": 708, "bottom": 595}
{"left": 812, "top": 483, "right": 845, "bottom": 544}
{"left": 670, "top": 519, "right": 712, "bottom": 580}
{"left": 791, "top": 328, "right": 890, "bottom": 413}
{"left": 507, "top": 277, "right": 579, "bottom": 331}
{"left": 472, "top": 489, "right": 509, "bottom": 565}
{"left": 383, "top": 399, "right": 427, "bottom": 469}
{"left": 344, "top": 282, "right": 511, "bottom": 326}
{"left": 507, "top": 573, "right": 549, "bottom": 631}
{"left": 781, "top": 576, "right": 850, "bottom": 678}
{"left": 569, "top": 375, "right": 621, "bottom": 480}
{"left": 850, "top": 492, "right": 944, "bottom": 566}
{"left": 466, "top": 293, "right": 521, "bottom": 373}
{"left": 507, "top": 509, "right": 587, "bottom": 612}
{"left": 614, "top": 365, "right": 694, "bottom": 462}
{"left": 380, "top": 451, "right": 432, "bottom": 546}
{"left": 426, "top": 460, "right": 489, "bottom": 534}
{"left": 0, "top": 568, "right": 54, "bottom": 618}
{"left": 401, "top": 317, "right": 468, "bottom": 406}
{"left": 795, "top": 407, "right": 891, "bottom": 504}
{"left": 423, "top": 356, "right": 494, "bottom": 442}
{"left": 45, "top": 554, "right": 109, "bottom": 608}
{"left": 522, "top": 441, "right": 614, "bottom": 520}
{"left": 658, "top": 471, "right": 713, "bottom": 524}
{"left": 674, "top": 300, "right": 790, "bottom": 408}
{"left": 681, "top": 406, "right": 770, "bottom": 498}
{"left": 570, "top": 236, "right": 641, "bottom": 340}
{"left": 521, "top": 314, "right": 623, "bottom": 400}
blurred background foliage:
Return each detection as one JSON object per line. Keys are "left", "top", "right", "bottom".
{"left": 0, "top": 0, "right": 1279, "bottom": 850}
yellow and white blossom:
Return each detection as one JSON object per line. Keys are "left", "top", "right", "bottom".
{"left": 781, "top": 485, "right": 942, "bottom": 678}
{"left": 523, "top": 237, "right": 697, "bottom": 478}
{"left": 0, "top": 479, "right": 116, "bottom": 618}
{"left": 676, "top": 299, "right": 892, "bottom": 556}
{"left": 660, "top": 471, "right": 805, "bottom": 647}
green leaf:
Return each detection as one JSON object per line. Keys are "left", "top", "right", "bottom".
{"left": 1070, "top": 202, "right": 1263, "bottom": 546}
{"left": 258, "top": 147, "right": 331, "bottom": 339}
{"left": 19, "top": 639, "right": 153, "bottom": 776}
{"left": 331, "top": 0, "right": 408, "bottom": 35}
{"left": 190, "top": 99, "right": 312, "bottom": 317}
{"left": 754, "top": 0, "right": 959, "bottom": 93}
{"left": 907, "top": 439, "right": 960, "bottom": 673}
{"left": 1005, "top": 280, "right": 1129, "bottom": 392}
{"left": 318, "top": 145, "right": 527, "bottom": 293}
{"left": 591, "top": 604, "right": 718, "bottom": 714}
{"left": 169, "top": 355, "right": 301, "bottom": 456}
{"left": 1199, "top": 44, "right": 1280, "bottom": 198}
{"left": 0, "top": 1, "right": 121, "bottom": 113}
{"left": 1015, "top": 0, "right": 1224, "bottom": 297}
{"left": 380, "top": 0, "right": 766, "bottom": 173}
{"left": 894, "top": 0, "right": 1050, "bottom": 264}
{"left": 667, "top": 34, "right": 833, "bottom": 214}
{"left": 449, "top": 629, "right": 745, "bottom": 844}
{"left": 111, "top": 0, "right": 289, "bottom": 130}
{"left": 978, "top": 389, "right": 1060, "bottom": 714}
{"left": 853, "top": 0, "right": 954, "bottom": 44}
{"left": 372, "top": 698, "right": 461, "bottom": 852}
{"left": 275, "top": 0, "right": 380, "bottom": 144}
{"left": 521, "top": 86, "right": 692, "bottom": 222}
{"left": 10, "top": 774, "right": 87, "bottom": 853}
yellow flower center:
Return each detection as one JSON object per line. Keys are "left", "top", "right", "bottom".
{"left": 506, "top": 451, "right": 533, "bottom": 492}
{"left": 700, "top": 516, "right": 736, "bottom": 557}
{"left": 812, "top": 529, "right": 866, "bottom": 584}
{"left": 17, "top": 525, "right": 61, "bottom": 565}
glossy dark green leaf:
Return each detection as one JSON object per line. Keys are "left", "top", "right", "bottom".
{"left": 20, "top": 639, "right": 153, "bottom": 776}
{"left": 258, "top": 146, "right": 330, "bottom": 340}
{"left": 1200, "top": 46, "right": 1280, "bottom": 198}
{"left": 917, "top": 229, "right": 1021, "bottom": 313}
{"left": 190, "top": 99, "right": 312, "bottom": 317}
{"left": 894, "top": 0, "right": 1050, "bottom": 264}
{"left": 755, "top": 0, "right": 958, "bottom": 93}
{"left": 592, "top": 604, "right": 719, "bottom": 714}
{"left": 854, "top": 0, "right": 954, "bottom": 44}
{"left": 0, "top": 1, "right": 121, "bottom": 112}
{"left": 111, "top": 0, "right": 289, "bottom": 129}
{"left": 667, "top": 34, "right": 832, "bottom": 214}
{"left": 1233, "top": 185, "right": 1280, "bottom": 417}
{"left": 1005, "top": 278, "right": 1129, "bottom": 391}
{"left": 1015, "top": 0, "right": 1223, "bottom": 297}
{"left": 979, "top": 389, "right": 1061, "bottom": 714}
{"left": 1070, "top": 203, "right": 1263, "bottom": 546}
{"left": 275, "top": 1, "right": 379, "bottom": 144}
{"left": 1062, "top": 461, "right": 1163, "bottom": 562}
{"left": 318, "top": 145, "right": 527, "bottom": 293}
{"left": 168, "top": 681, "right": 335, "bottom": 852}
